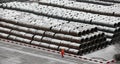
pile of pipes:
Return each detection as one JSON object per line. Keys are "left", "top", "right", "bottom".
{"left": 0, "top": 1, "right": 120, "bottom": 45}
{"left": 37, "top": 0, "right": 120, "bottom": 16}
{"left": 0, "top": 8, "right": 107, "bottom": 55}
{"left": 76, "top": 0, "right": 120, "bottom": 4}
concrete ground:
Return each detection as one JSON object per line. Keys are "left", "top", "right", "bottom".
{"left": 85, "top": 44, "right": 120, "bottom": 60}
{"left": 1, "top": 39, "right": 120, "bottom": 64}
{"left": 0, "top": 40, "right": 95, "bottom": 64}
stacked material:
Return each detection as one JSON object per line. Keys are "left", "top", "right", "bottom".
{"left": 0, "top": 1, "right": 120, "bottom": 44}
{"left": 97, "top": 0, "right": 120, "bottom": 3}
{"left": 75, "top": 0, "right": 117, "bottom": 6}
{"left": 0, "top": 8, "right": 107, "bottom": 55}
{"left": 37, "top": 0, "right": 120, "bottom": 16}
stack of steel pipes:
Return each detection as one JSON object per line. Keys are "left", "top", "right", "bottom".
{"left": 98, "top": 0, "right": 120, "bottom": 3}
{"left": 75, "top": 0, "right": 114, "bottom": 5}
{"left": 0, "top": 1, "right": 119, "bottom": 44}
{"left": 37, "top": 0, "right": 120, "bottom": 16}
{"left": 0, "top": 8, "right": 107, "bottom": 55}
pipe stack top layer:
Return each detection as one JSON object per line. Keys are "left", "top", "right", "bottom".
{"left": 39, "top": 0, "right": 120, "bottom": 15}
{"left": 0, "top": 8, "right": 97, "bottom": 36}
{"left": 0, "top": 2, "right": 120, "bottom": 27}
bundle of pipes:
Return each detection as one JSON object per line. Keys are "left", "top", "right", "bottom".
{"left": 0, "top": 2, "right": 119, "bottom": 44}
{"left": 36, "top": 0, "right": 120, "bottom": 16}
{"left": 0, "top": 2, "right": 120, "bottom": 26}
{"left": 0, "top": 8, "right": 107, "bottom": 55}
{"left": 75, "top": 0, "right": 114, "bottom": 6}
{"left": 99, "top": 0, "right": 120, "bottom": 3}
{"left": 1, "top": 2, "right": 120, "bottom": 27}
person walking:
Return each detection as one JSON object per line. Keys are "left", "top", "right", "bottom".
{"left": 60, "top": 49, "right": 65, "bottom": 58}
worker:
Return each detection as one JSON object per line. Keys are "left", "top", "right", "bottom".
{"left": 60, "top": 49, "right": 65, "bottom": 58}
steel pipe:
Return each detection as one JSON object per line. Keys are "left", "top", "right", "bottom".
{"left": 0, "top": 32, "right": 9, "bottom": 38}
{"left": 31, "top": 40, "right": 41, "bottom": 45}
{"left": 44, "top": 31, "right": 55, "bottom": 37}
{"left": 10, "top": 30, "right": 34, "bottom": 39}
{"left": 27, "top": 28, "right": 37, "bottom": 34}
{"left": 24, "top": 33, "right": 33, "bottom": 39}
{"left": 0, "top": 26, "right": 11, "bottom": 33}
{"left": 8, "top": 35, "right": 16, "bottom": 40}
{"left": 97, "top": 25, "right": 120, "bottom": 33}
{"left": 49, "top": 44, "right": 59, "bottom": 50}
{"left": 33, "top": 35, "right": 43, "bottom": 41}
{"left": 40, "top": 42, "right": 50, "bottom": 48}
{"left": 42, "top": 37, "right": 52, "bottom": 43}
{"left": 69, "top": 43, "right": 81, "bottom": 49}
{"left": 51, "top": 39, "right": 61, "bottom": 45}
{"left": 14, "top": 36, "right": 31, "bottom": 43}
{"left": 10, "top": 30, "right": 26, "bottom": 37}
{"left": 68, "top": 48, "right": 79, "bottom": 54}
{"left": 58, "top": 46, "right": 69, "bottom": 52}
{"left": 35, "top": 30, "right": 45, "bottom": 36}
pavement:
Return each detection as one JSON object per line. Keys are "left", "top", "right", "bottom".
{"left": 0, "top": 40, "right": 95, "bottom": 64}
{"left": 1, "top": 38, "right": 120, "bottom": 64}
{"left": 85, "top": 44, "right": 119, "bottom": 60}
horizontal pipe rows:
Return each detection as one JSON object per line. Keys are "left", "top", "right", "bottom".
{"left": 0, "top": 22, "right": 115, "bottom": 42}
{"left": 0, "top": 21, "right": 104, "bottom": 45}
{"left": 0, "top": 32, "right": 80, "bottom": 54}
{"left": 0, "top": 14, "right": 107, "bottom": 55}
{"left": 0, "top": 8, "right": 97, "bottom": 36}
{"left": 0, "top": 4, "right": 120, "bottom": 44}
{"left": 97, "top": 26, "right": 120, "bottom": 33}
{"left": 0, "top": 1, "right": 119, "bottom": 55}
{"left": 0, "top": 21, "right": 99, "bottom": 43}
{"left": 0, "top": 23, "right": 103, "bottom": 44}
{"left": 16, "top": 1, "right": 120, "bottom": 43}
{"left": 96, "top": 26, "right": 120, "bottom": 43}
{"left": 0, "top": 1, "right": 120, "bottom": 40}
{"left": 51, "top": 22, "right": 97, "bottom": 36}
{"left": 99, "top": 0, "right": 120, "bottom": 3}
{"left": 0, "top": 3, "right": 120, "bottom": 44}
{"left": 30, "top": 0, "right": 120, "bottom": 42}
{"left": 37, "top": 0, "right": 120, "bottom": 16}
{"left": 75, "top": 0, "right": 114, "bottom": 6}
{"left": 0, "top": 7, "right": 119, "bottom": 44}
{"left": 0, "top": 30, "right": 107, "bottom": 55}
{"left": 0, "top": 20, "right": 97, "bottom": 36}
{"left": 0, "top": 2, "right": 120, "bottom": 27}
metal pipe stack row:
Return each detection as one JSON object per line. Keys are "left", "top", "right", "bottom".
{"left": 75, "top": 0, "right": 114, "bottom": 6}
{"left": 0, "top": 8, "right": 107, "bottom": 55}
{"left": 99, "top": 0, "right": 120, "bottom": 3}
{"left": 0, "top": 2, "right": 120, "bottom": 27}
{"left": 0, "top": 2, "right": 120, "bottom": 44}
{"left": 37, "top": 0, "right": 120, "bottom": 16}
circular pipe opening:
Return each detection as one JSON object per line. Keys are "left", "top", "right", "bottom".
{"left": 78, "top": 32, "right": 82, "bottom": 36}
{"left": 81, "top": 38, "right": 84, "bottom": 43}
